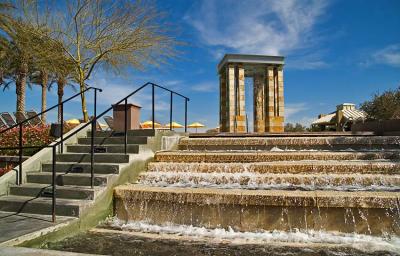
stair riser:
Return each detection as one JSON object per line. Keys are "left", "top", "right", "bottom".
{"left": 78, "top": 137, "right": 147, "bottom": 145}
{"left": 10, "top": 186, "right": 95, "bottom": 200}
{"left": 155, "top": 153, "right": 400, "bottom": 163}
{"left": 42, "top": 164, "right": 119, "bottom": 174}
{"left": 27, "top": 174, "right": 108, "bottom": 186}
{"left": 56, "top": 154, "right": 129, "bottom": 163}
{"left": 66, "top": 145, "right": 139, "bottom": 154}
{"left": 0, "top": 200, "right": 80, "bottom": 217}
{"left": 147, "top": 162, "right": 400, "bottom": 175}
{"left": 115, "top": 192, "right": 400, "bottom": 236}
{"left": 87, "top": 130, "right": 155, "bottom": 137}
{"left": 179, "top": 144, "right": 400, "bottom": 151}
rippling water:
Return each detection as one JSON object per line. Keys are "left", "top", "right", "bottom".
{"left": 43, "top": 219, "right": 400, "bottom": 256}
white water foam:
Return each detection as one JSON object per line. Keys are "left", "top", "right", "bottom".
{"left": 106, "top": 218, "right": 400, "bottom": 253}
{"left": 139, "top": 171, "right": 400, "bottom": 192}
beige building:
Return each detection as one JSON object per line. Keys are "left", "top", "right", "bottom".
{"left": 312, "top": 103, "right": 366, "bottom": 131}
{"left": 218, "top": 54, "right": 285, "bottom": 133}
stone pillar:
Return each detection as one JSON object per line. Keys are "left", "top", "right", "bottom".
{"left": 227, "top": 65, "right": 236, "bottom": 132}
{"left": 265, "top": 66, "right": 284, "bottom": 132}
{"left": 219, "top": 69, "right": 227, "bottom": 132}
{"left": 277, "top": 66, "right": 284, "bottom": 118}
{"left": 253, "top": 73, "right": 265, "bottom": 132}
{"left": 235, "top": 65, "right": 246, "bottom": 133}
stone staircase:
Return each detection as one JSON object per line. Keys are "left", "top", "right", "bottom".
{"left": 114, "top": 135, "right": 400, "bottom": 236}
{"left": 0, "top": 129, "right": 155, "bottom": 217}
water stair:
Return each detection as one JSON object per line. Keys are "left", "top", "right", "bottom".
{"left": 115, "top": 135, "right": 400, "bottom": 236}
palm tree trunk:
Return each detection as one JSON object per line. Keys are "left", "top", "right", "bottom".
{"left": 16, "top": 62, "right": 28, "bottom": 121}
{"left": 57, "top": 77, "right": 66, "bottom": 124}
{"left": 40, "top": 69, "right": 48, "bottom": 123}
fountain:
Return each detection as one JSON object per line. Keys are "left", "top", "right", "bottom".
{"left": 109, "top": 134, "right": 400, "bottom": 254}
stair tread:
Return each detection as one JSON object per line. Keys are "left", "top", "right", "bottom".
{"left": 10, "top": 183, "right": 100, "bottom": 190}
{"left": 42, "top": 162, "right": 120, "bottom": 166}
{"left": 27, "top": 172, "right": 112, "bottom": 177}
{"left": 157, "top": 150, "right": 400, "bottom": 154}
{"left": 151, "top": 160, "right": 400, "bottom": 165}
{"left": 118, "top": 184, "right": 400, "bottom": 196}
{"left": 0, "top": 195, "right": 92, "bottom": 205}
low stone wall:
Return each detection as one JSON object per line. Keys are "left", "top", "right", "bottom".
{"left": 352, "top": 119, "right": 400, "bottom": 135}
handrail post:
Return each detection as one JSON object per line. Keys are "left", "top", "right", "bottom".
{"left": 60, "top": 103, "right": 64, "bottom": 154}
{"left": 18, "top": 123, "right": 23, "bottom": 185}
{"left": 52, "top": 146, "right": 56, "bottom": 223}
{"left": 90, "top": 118, "right": 95, "bottom": 188}
{"left": 90, "top": 89, "right": 97, "bottom": 188}
{"left": 184, "top": 99, "right": 188, "bottom": 133}
{"left": 170, "top": 92, "right": 173, "bottom": 131}
{"left": 152, "top": 84, "right": 155, "bottom": 130}
{"left": 124, "top": 99, "right": 128, "bottom": 154}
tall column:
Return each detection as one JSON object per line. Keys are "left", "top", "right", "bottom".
{"left": 219, "top": 69, "right": 227, "bottom": 132}
{"left": 253, "top": 73, "right": 265, "bottom": 132}
{"left": 235, "top": 65, "right": 246, "bottom": 133}
{"left": 227, "top": 64, "right": 236, "bottom": 132}
{"left": 265, "top": 66, "right": 284, "bottom": 132}
{"left": 277, "top": 66, "right": 284, "bottom": 118}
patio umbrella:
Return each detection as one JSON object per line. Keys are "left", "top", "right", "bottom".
{"left": 66, "top": 118, "right": 80, "bottom": 125}
{"left": 187, "top": 122, "right": 205, "bottom": 133}
{"left": 141, "top": 120, "right": 162, "bottom": 129}
{"left": 164, "top": 121, "right": 184, "bottom": 129}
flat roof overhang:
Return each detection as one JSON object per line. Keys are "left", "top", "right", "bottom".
{"left": 217, "top": 54, "right": 285, "bottom": 73}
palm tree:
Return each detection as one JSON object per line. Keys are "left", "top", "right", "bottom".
{"left": 0, "top": 20, "right": 50, "bottom": 117}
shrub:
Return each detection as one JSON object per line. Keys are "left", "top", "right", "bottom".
{"left": 360, "top": 87, "right": 400, "bottom": 120}
{"left": 284, "top": 123, "right": 308, "bottom": 132}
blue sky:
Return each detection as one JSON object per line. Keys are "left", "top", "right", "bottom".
{"left": 1, "top": 0, "right": 400, "bottom": 131}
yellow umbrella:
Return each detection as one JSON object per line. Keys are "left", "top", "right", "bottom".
{"left": 187, "top": 122, "right": 206, "bottom": 133}
{"left": 164, "top": 121, "right": 184, "bottom": 129}
{"left": 66, "top": 118, "right": 80, "bottom": 125}
{"left": 141, "top": 120, "right": 162, "bottom": 129}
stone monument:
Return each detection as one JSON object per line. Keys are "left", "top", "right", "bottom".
{"left": 218, "top": 54, "right": 285, "bottom": 133}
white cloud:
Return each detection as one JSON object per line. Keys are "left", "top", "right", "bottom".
{"left": 285, "top": 102, "right": 309, "bottom": 119}
{"left": 185, "top": 0, "right": 329, "bottom": 68}
{"left": 371, "top": 44, "right": 400, "bottom": 67}
{"left": 191, "top": 82, "right": 217, "bottom": 92}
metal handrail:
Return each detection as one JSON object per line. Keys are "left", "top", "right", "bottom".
{"left": 0, "top": 87, "right": 102, "bottom": 134}
{"left": 0, "top": 82, "right": 189, "bottom": 223}
{"left": 0, "top": 87, "right": 102, "bottom": 188}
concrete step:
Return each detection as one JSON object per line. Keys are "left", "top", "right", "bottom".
{"left": 42, "top": 162, "right": 120, "bottom": 174}
{"left": 26, "top": 172, "right": 112, "bottom": 186}
{"left": 56, "top": 153, "right": 130, "bottom": 163}
{"left": 155, "top": 151, "right": 400, "bottom": 163}
{"left": 87, "top": 129, "right": 155, "bottom": 137}
{"left": 78, "top": 136, "right": 147, "bottom": 145}
{"left": 147, "top": 161, "right": 400, "bottom": 174}
{"left": 139, "top": 172, "right": 400, "bottom": 191}
{"left": 9, "top": 183, "right": 100, "bottom": 200}
{"left": 114, "top": 184, "right": 400, "bottom": 235}
{"left": 178, "top": 136, "right": 400, "bottom": 150}
{"left": 0, "top": 195, "right": 91, "bottom": 217}
{"left": 66, "top": 144, "right": 140, "bottom": 154}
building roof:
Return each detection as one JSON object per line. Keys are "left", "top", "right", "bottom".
{"left": 311, "top": 113, "right": 336, "bottom": 125}
{"left": 342, "top": 109, "right": 366, "bottom": 120}
{"left": 217, "top": 54, "right": 285, "bottom": 72}
{"left": 311, "top": 109, "right": 366, "bottom": 126}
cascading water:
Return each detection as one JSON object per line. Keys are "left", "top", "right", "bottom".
{"left": 97, "top": 135, "right": 400, "bottom": 254}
